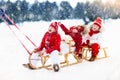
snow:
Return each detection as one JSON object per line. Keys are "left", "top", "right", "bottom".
{"left": 0, "top": 19, "right": 120, "bottom": 80}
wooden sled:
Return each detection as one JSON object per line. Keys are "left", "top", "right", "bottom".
{"left": 28, "top": 40, "right": 109, "bottom": 70}
{"left": 67, "top": 40, "right": 109, "bottom": 61}
{"left": 28, "top": 40, "right": 82, "bottom": 70}
{"left": 28, "top": 50, "right": 82, "bottom": 70}
{"left": 82, "top": 46, "right": 109, "bottom": 61}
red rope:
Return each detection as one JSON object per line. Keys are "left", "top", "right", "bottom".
{"left": 5, "top": 14, "right": 37, "bottom": 47}
{"left": 0, "top": 17, "right": 32, "bottom": 55}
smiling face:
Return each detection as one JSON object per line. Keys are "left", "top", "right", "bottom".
{"left": 48, "top": 26, "right": 56, "bottom": 33}
{"left": 90, "top": 24, "right": 100, "bottom": 31}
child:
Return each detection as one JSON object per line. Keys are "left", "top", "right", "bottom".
{"left": 34, "top": 22, "right": 61, "bottom": 72}
{"left": 82, "top": 17, "right": 103, "bottom": 61}
{"left": 58, "top": 22, "right": 84, "bottom": 60}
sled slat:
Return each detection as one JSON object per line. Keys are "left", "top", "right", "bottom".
{"left": 82, "top": 46, "right": 108, "bottom": 60}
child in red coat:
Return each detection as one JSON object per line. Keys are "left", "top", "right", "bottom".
{"left": 34, "top": 22, "right": 61, "bottom": 72}
{"left": 58, "top": 22, "right": 84, "bottom": 60}
{"left": 82, "top": 17, "right": 103, "bottom": 61}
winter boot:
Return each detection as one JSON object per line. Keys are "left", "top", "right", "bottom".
{"left": 77, "top": 54, "right": 83, "bottom": 62}
{"left": 53, "top": 64, "right": 59, "bottom": 72}
{"left": 78, "top": 54, "right": 82, "bottom": 59}
{"left": 89, "top": 56, "right": 96, "bottom": 61}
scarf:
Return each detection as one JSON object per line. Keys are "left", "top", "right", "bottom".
{"left": 89, "top": 29, "right": 100, "bottom": 36}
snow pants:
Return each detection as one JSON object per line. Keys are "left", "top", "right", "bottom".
{"left": 49, "top": 50, "right": 60, "bottom": 67}
{"left": 90, "top": 43, "right": 100, "bottom": 56}
{"left": 38, "top": 50, "right": 60, "bottom": 68}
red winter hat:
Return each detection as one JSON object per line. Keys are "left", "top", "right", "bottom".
{"left": 50, "top": 22, "right": 58, "bottom": 31}
{"left": 76, "top": 25, "right": 84, "bottom": 33}
{"left": 93, "top": 17, "right": 102, "bottom": 28}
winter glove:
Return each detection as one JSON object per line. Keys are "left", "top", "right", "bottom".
{"left": 33, "top": 48, "right": 39, "bottom": 53}
{"left": 58, "top": 22, "right": 62, "bottom": 26}
{"left": 86, "top": 40, "right": 90, "bottom": 45}
{"left": 82, "top": 40, "right": 90, "bottom": 47}
{"left": 86, "top": 39, "right": 92, "bottom": 48}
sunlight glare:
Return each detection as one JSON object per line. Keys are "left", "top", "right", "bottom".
{"left": 101, "top": 0, "right": 116, "bottom": 3}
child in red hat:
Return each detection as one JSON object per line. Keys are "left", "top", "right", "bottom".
{"left": 34, "top": 22, "right": 61, "bottom": 72}
{"left": 82, "top": 17, "right": 103, "bottom": 61}
{"left": 58, "top": 22, "right": 84, "bottom": 61}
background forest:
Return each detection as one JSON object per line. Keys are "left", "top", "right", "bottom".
{"left": 0, "top": 0, "right": 120, "bottom": 24}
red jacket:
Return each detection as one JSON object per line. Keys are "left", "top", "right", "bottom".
{"left": 59, "top": 24, "right": 82, "bottom": 54}
{"left": 37, "top": 32, "right": 61, "bottom": 54}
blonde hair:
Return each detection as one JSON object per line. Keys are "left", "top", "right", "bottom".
{"left": 76, "top": 25, "right": 89, "bottom": 35}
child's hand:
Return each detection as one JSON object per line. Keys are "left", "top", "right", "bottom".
{"left": 58, "top": 22, "right": 62, "bottom": 26}
{"left": 86, "top": 40, "right": 90, "bottom": 45}
{"left": 33, "top": 48, "right": 38, "bottom": 53}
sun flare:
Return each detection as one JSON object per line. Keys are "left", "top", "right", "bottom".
{"left": 101, "top": 0, "right": 116, "bottom": 3}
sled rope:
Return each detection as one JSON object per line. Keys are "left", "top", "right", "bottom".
{"left": 4, "top": 14, "right": 37, "bottom": 47}
{"left": 0, "top": 16, "right": 32, "bottom": 55}
{"left": 0, "top": 8, "right": 35, "bottom": 55}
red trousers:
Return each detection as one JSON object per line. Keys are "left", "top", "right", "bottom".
{"left": 82, "top": 43, "right": 100, "bottom": 56}
{"left": 91, "top": 43, "right": 100, "bottom": 56}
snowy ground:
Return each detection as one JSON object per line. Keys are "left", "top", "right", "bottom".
{"left": 0, "top": 19, "right": 120, "bottom": 80}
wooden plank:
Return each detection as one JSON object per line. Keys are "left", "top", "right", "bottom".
{"left": 61, "top": 61, "right": 82, "bottom": 68}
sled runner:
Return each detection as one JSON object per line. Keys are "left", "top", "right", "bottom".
{"left": 28, "top": 51, "right": 43, "bottom": 69}
{"left": 28, "top": 40, "right": 82, "bottom": 70}
{"left": 82, "top": 46, "right": 109, "bottom": 60}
